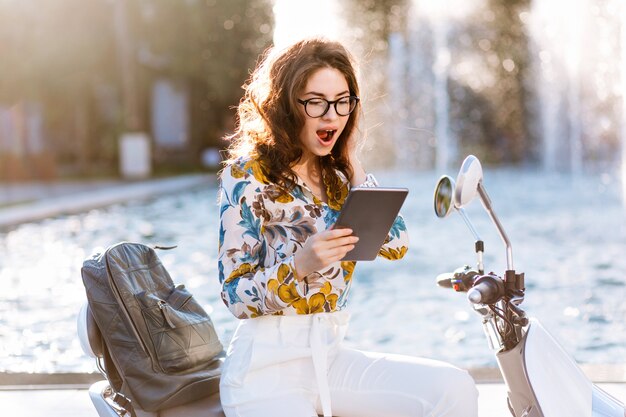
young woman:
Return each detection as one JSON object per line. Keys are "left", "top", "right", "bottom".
{"left": 217, "top": 38, "right": 478, "bottom": 417}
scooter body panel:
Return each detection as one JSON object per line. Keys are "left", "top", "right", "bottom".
{"left": 524, "top": 318, "right": 592, "bottom": 416}
{"left": 501, "top": 318, "right": 624, "bottom": 417}
{"left": 496, "top": 326, "right": 542, "bottom": 417}
{"left": 592, "top": 385, "right": 626, "bottom": 417}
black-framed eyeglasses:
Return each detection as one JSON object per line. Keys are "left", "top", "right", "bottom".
{"left": 297, "top": 96, "right": 360, "bottom": 118}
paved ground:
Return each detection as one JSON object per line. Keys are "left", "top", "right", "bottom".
{"left": 1, "top": 382, "right": 625, "bottom": 416}
{"left": 0, "top": 174, "right": 215, "bottom": 228}
{"left": 0, "top": 383, "right": 532, "bottom": 417}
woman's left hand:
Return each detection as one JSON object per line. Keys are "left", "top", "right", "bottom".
{"left": 293, "top": 228, "right": 359, "bottom": 279}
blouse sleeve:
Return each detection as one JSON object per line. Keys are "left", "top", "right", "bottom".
{"left": 377, "top": 213, "right": 409, "bottom": 260}
{"left": 217, "top": 165, "right": 303, "bottom": 319}
{"left": 356, "top": 173, "right": 410, "bottom": 261}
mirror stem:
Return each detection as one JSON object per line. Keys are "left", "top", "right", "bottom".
{"left": 477, "top": 182, "right": 514, "bottom": 271}
{"left": 458, "top": 208, "right": 481, "bottom": 241}
{"left": 458, "top": 208, "right": 484, "bottom": 274}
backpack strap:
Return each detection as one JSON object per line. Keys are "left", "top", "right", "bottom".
{"left": 96, "top": 343, "right": 139, "bottom": 417}
{"left": 153, "top": 244, "right": 177, "bottom": 250}
{"left": 101, "top": 341, "right": 123, "bottom": 393}
{"left": 111, "top": 391, "right": 138, "bottom": 417}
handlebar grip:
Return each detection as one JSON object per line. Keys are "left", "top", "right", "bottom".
{"left": 467, "top": 274, "right": 504, "bottom": 304}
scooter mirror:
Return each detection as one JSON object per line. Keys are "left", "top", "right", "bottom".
{"left": 454, "top": 155, "right": 483, "bottom": 208}
{"left": 434, "top": 175, "right": 456, "bottom": 218}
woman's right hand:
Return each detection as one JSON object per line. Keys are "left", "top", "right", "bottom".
{"left": 293, "top": 228, "right": 359, "bottom": 280}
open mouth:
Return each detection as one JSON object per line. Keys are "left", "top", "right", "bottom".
{"left": 316, "top": 129, "right": 336, "bottom": 144}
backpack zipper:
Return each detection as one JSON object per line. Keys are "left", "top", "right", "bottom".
{"left": 157, "top": 299, "right": 177, "bottom": 328}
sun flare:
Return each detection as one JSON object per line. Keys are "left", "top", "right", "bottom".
{"left": 272, "top": 0, "right": 342, "bottom": 49}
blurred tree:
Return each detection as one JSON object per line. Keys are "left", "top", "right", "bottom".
{"left": 339, "top": 0, "right": 534, "bottom": 167}
{"left": 340, "top": 0, "right": 409, "bottom": 56}
{"left": 0, "top": 0, "right": 117, "bottom": 175}
{"left": 451, "top": 0, "right": 535, "bottom": 164}
{"left": 484, "top": 0, "right": 534, "bottom": 163}
{"left": 0, "top": 0, "right": 273, "bottom": 177}
{"left": 134, "top": 0, "right": 274, "bottom": 166}
{"left": 339, "top": 0, "right": 410, "bottom": 169}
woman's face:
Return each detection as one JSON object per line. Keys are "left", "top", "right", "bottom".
{"left": 297, "top": 67, "right": 351, "bottom": 161}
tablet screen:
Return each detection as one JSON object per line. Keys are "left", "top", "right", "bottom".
{"left": 334, "top": 187, "right": 408, "bottom": 261}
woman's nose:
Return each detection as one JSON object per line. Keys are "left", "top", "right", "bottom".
{"left": 322, "top": 105, "right": 339, "bottom": 120}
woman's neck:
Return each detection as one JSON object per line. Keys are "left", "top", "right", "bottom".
{"left": 291, "top": 155, "right": 326, "bottom": 201}
{"left": 291, "top": 154, "right": 321, "bottom": 179}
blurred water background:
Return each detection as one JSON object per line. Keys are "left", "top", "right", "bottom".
{"left": 1, "top": 167, "right": 624, "bottom": 373}
{"left": 2, "top": 0, "right": 626, "bottom": 375}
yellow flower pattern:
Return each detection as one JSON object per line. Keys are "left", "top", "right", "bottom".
{"left": 323, "top": 170, "right": 349, "bottom": 210}
{"left": 218, "top": 156, "right": 409, "bottom": 319}
{"left": 340, "top": 261, "right": 356, "bottom": 284}
{"left": 378, "top": 246, "right": 408, "bottom": 260}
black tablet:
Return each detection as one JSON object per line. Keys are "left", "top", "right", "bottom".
{"left": 334, "top": 187, "right": 409, "bottom": 261}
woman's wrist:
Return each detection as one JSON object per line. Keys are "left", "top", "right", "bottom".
{"left": 350, "top": 157, "right": 367, "bottom": 186}
{"left": 292, "top": 254, "right": 307, "bottom": 281}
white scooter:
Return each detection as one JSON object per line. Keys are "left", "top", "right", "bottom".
{"left": 433, "top": 155, "right": 626, "bottom": 417}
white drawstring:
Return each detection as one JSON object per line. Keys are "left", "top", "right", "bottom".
{"left": 311, "top": 315, "right": 332, "bottom": 417}
{"left": 309, "top": 311, "right": 349, "bottom": 417}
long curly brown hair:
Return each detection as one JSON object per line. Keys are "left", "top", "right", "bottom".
{"left": 224, "top": 37, "right": 361, "bottom": 189}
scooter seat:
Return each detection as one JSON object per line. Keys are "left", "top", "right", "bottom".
{"left": 89, "top": 380, "right": 226, "bottom": 417}
{"left": 89, "top": 380, "right": 336, "bottom": 417}
{"left": 77, "top": 301, "right": 105, "bottom": 358}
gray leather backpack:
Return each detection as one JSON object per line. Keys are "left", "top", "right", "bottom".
{"left": 81, "top": 242, "right": 223, "bottom": 414}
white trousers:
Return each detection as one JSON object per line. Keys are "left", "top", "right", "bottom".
{"left": 219, "top": 311, "right": 478, "bottom": 417}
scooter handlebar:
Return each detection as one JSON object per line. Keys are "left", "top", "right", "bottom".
{"left": 467, "top": 274, "right": 505, "bottom": 304}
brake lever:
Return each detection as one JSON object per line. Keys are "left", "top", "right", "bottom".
{"left": 507, "top": 298, "right": 528, "bottom": 326}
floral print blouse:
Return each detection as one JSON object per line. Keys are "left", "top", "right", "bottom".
{"left": 217, "top": 156, "right": 409, "bottom": 319}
